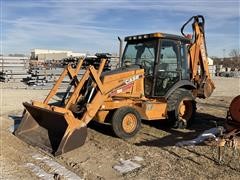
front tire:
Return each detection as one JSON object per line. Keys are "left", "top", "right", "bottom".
{"left": 111, "top": 107, "right": 141, "bottom": 139}
{"left": 167, "top": 88, "right": 196, "bottom": 129}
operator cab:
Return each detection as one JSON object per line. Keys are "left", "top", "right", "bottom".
{"left": 122, "top": 32, "right": 191, "bottom": 97}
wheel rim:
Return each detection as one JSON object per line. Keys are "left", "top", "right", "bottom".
{"left": 178, "top": 99, "right": 193, "bottom": 121}
{"left": 122, "top": 113, "right": 137, "bottom": 133}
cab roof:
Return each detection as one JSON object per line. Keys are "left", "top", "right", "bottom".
{"left": 124, "top": 32, "right": 191, "bottom": 43}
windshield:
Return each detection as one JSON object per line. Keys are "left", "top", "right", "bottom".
{"left": 122, "top": 39, "right": 157, "bottom": 67}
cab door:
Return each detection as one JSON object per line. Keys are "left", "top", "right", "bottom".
{"left": 154, "top": 40, "right": 181, "bottom": 96}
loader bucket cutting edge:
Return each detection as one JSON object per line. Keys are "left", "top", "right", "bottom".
{"left": 14, "top": 102, "right": 87, "bottom": 156}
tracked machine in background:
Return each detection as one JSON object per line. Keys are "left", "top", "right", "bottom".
{"left": 15, "top": 15, "right": 215, "bottom": 155}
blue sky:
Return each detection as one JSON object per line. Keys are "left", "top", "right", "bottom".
{"left": 1, "top": 0, "right": 239, "bottom": 57}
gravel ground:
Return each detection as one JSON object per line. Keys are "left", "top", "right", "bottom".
{"left": 0, "top": 77, "right": 240, "bottom": 179}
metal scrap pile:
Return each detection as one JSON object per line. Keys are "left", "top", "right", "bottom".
{"left": 83, "top": 53, "right": 112, "bottom": 71}
{"left": 61, "top": 56, "right": 80, "bottom": 68}
{"left": 22, "top": 60, "right": 62, "bottom": 86}
{"left": 1, "top": 53, "right": 116, "bottom": 86}
{"left": 219, "top": 71, "right": 240, "bottom": 78}
{"left": 0, "top": 56, "right": 30, "bottom": 82}
{"left": 24, "top": 67, "right": 65, "bottom": 86}
{"left": 62, "top": 53, "right": 112, "bottom": 71}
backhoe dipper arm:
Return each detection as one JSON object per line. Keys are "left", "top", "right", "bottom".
{"left": 181, "top": 15, "right": 215, "bottom": 98}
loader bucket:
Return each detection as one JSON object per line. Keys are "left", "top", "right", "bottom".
{"left": 14, "top": 102, "right": 87, "bottom": 156}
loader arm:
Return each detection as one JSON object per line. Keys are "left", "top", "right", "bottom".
{"left": 15, "top": 59, "right": 144, "bottom": 155}
{"left": 44, "top": 59, "right": 84, "bottom": 104}
{"left": 181, "top": 15, "right": 215, "bottom": 98}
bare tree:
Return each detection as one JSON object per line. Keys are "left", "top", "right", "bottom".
{"left": 229, "top": 49, "right": 240, "bottom": 60}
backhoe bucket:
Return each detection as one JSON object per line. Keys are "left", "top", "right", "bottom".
{"left": 14, "top": 102, "right": 87, "bottom": 156}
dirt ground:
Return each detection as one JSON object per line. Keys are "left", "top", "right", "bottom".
{"left": 0, "top": 77, "right": 240, "bottom": 179}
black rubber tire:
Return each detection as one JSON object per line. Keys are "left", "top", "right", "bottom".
{"left": 167, "top": 88, "right": 196, "bottom": 129}
{"left": 111, "top": 107, "right": 141, "bottom": 139}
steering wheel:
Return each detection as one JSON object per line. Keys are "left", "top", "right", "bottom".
{"left": 141, "top": 59, "right": 152, "bottom": 75}
{"left": 141, "top": 59, "right": 152, "bottom": 67}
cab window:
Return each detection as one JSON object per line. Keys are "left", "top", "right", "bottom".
{"left": 122, "top": 39, "right": 157, "bottom": 73}
{"left": 155, "top": 40, "right": 180, "bottom": 96}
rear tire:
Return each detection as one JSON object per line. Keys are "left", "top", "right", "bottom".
{"left": 111, "top": 107, "right": 141, "bottom": 139}
{"left": 167, "top": 88, "right": 196, "bottom": 129}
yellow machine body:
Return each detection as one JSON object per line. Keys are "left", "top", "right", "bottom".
{"left": 15, "top": 15, "right": 215, "bottom": 155}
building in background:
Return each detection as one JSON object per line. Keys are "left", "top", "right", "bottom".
{"left": 208, "top": 57, "right": 213, "bottom": 66}
{"left": 208, "top": 57, "right": 215, "bottom": 77}
{"left": 31, "top": 49, "right": 86, "bottom": 62}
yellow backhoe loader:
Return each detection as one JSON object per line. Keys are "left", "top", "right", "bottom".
{"left": 15, "top": 15, "right": 215, "bottom": 155}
